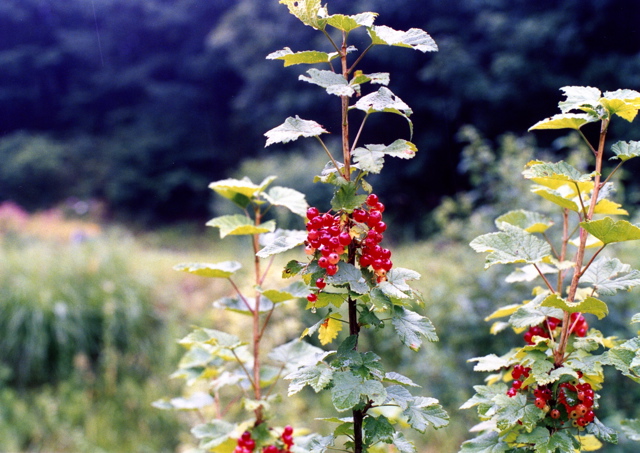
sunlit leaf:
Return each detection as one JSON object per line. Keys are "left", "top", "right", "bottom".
{"left": 260, "top": 281, "right": 308, "bottom": 303}
{"left": 331, "top": 371, "right": 386, "bottom": 411}
{"left": 326, "top": 12, "right": 377, "bottom": 32}
{"left": 263, "top": 186, "right": 309, "bottom": 217}
{"left": 459, "top": 431, "right": 509, "bottom": 453}
{"left": 286, "top": 362, "right": 334, "bottom": 395}
{"left": 529, "top": 113, "right": 593, "bottom": 131}
{"left": 266, "top": 47, "right": 335, "bottom": 66}
{"left": 206, "top": 215, "right": 276, "bottom": 238}
{"left": 209, "top": 176, "right": 276, "bottom": 206}
{"left": 265, "top": 116, "right": 328, "bottom": 147}
{"left": 558, "top": 86, "right": 602, "bottom": 113}
{"left": 523, "top": 160, "right": 595, "bottom": 186}
{"left": 257, "top": 229, "right": 307, "bottom": 258}
{"left": 299, "top": 68, "right": 355, "bottom": 96}
{"left": 318, "top": 314, "right": 343, "bottom": 345}
{"left": 580, "top": 218, "right": 640, "bottom": 244}
{"left": 269, "top": 338, "right": 326, "bottom": 370}
{"left": 620, "top": 418, "right": 640, "bottom": 441}
{"left": 531, "top": 186, "right": 579, "bottom": 211}
{"left": 352, "top": 140, "right": 417, "bottom": 174}
{"left": 391, "top": 306, "right": 437, "bottom": 351}
{"left": 402, "top": 396, "right": 449, "bottom": 431}
{"left": 470, "top": 223, "right": 552, "bottom": 269}
{"left": 484, "top": 303, "right": 521, "bottom": 321}
{"left": 495, "top": 209, "right": 553, "bottom": 233}
{"left": 468, "top": 354, "right": 509, "bottom": 372}
{"left": 173, "top": 261, "right": 242, "bottom": 278}
{"left": 169, "top": 392, "right": 214, "bottom": 410}
{"left": 368, "top": 25, "right": 438, "bottom": 53}
{"left": 191, "top": 420, "right": 235, "bottom": 449}
{"left": 353, "top": 87, "right": 414, "bottom": 137}
{"left": 279, "top": 0, "right": 327, "bottom": 30}
{"left": 610, "top": 140, "right": 640, "bottom": 162}
{"left": 594, "top": 198, "right": 628, "bottom": 215}
{"left": 540, "top": 294, "right": 608, "bottom": 320}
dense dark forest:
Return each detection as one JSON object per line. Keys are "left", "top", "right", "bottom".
{"left": 1, "top": 0, "right": 639, "bottom": 228}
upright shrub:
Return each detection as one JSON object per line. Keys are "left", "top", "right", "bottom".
{"left": 461, "top": 87, "right": 640, "bottom": 451}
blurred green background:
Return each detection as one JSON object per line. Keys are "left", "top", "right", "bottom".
{"left": 2, "top": 0, "right": 640, "bottom": 451}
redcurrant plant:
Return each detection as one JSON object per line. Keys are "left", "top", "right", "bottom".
{"left": 154, "top": 176, "right": 327, "bottom": 452}
{"left": 461, "top": 86, "right": 640, "bottom": 452}
{"left": 264, "top": 1, "right": 448, "bottom": 452}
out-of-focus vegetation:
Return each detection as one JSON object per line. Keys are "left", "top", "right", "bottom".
{"left": 1, "top": 0, "right": 640, "bottom": 228}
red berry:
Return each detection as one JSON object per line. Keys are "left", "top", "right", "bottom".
{"left": 318, "top": 257, "right": 329, "bottom": 268}
{"left": 366, "top": 194, "right": 379, "bottom": 206}
{"left": 367, "top": 210, "right": 382, "bottom": 227}
{"left": 338, "top": 231, "right": 351, "bottom": 245}
{"left": 326, "top": 264, "right": 338, "bottom": 276}
{"left": 328, "top": 252, "right": 340, "bottom": 264}
{"left": 534, "top": 398, "right": 546, "bottom": 409}
{"left": 306, "top": 207, "right": 319, "bottom": 220}
{"left": 353, "top": 209, "right": 367, "bottom": 223}
{"left": 307, "top": 293, "right": 318, "bottom": 303}
{"left": 373, "top": 202, "right": 385, "bottom": 213}
{"left": 283, "top": 425, "right": 293, "bottom": 435}
{"left": 550, "top": 409, "right": 560, "bottom": 419}
{"left": 316, "top": 278, "right": 326, "bottom": 289}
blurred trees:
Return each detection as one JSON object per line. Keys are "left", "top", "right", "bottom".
{"left": 1, "top": 0, "right": 639, "bottom": 227}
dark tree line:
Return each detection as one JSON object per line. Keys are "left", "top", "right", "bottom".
{"left": 1, "top": 0, "right": 639, "bottom": 227}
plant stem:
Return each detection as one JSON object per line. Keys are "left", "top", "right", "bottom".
{"left": 252, "top": 205, "right": 264, "bottom": 424}
{"left": 554, "top": 120, "right": 609, "bottom": 366}
{"left": 341, "top": 31, "right": 351, "bottom": 181}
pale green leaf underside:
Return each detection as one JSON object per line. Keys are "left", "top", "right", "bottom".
{"left": 354, "top": 87, "right": 412, "bottom": 115}
{"left": 580, "top": 256, "right": 640, "bottom": 296}
{"left": 402, "top": 397, "right": 449, "bottom": 431}
{"left": 610, "top": 140, "right": 640, "bottom": 162}
{"left": 580, "top": 218, "right": 640, "bottom": 244}
{"left": 265, "top": 116, "right": 328, "bottom": 147}
{"left": 495, "top": 209, "right": 553, "bottom": 233}
{"left": 352, "top": 139, "right": 417, "bottom": 173}
{"left": 368, "top": 25, "right": 438, "bottom": 53}
{"left": 468, "top": 354, "right": 510, "bottom": 372}
{"left": 529, "top": 113, "right": 593, "bottom": 131}
{"left": 469, "top": 224, "right": 552, "bottom": 269}
{"left": 174, "top": 261, "right": 242, "bottom": 278}
{"left": 391, "top": 306, "right": 438, "bottom": 351}
{"left": 299, "top": 68, "right": 355, "bottom": 96}
{"left": 326, "top": 12, "right": 377, "bottom": 32}
{"left": 191, "top": 420, "right": 235, "bottom": 450}
{"left": 264, "top": 186, "right": 309, "bottom": 217}
{"left": 540, "top": 294, "right": 608, "bottom": 320}
{"left": 266, "top": 47, "right": 335, "bottom": 66}
{"left": 558, "top": 86, "right": 602, "bottom": 113}
{"left": 209, "top": 176, "right": 276, "bottom": 201}
{"left": 257, "top": 229, "right": 307, "bottom": 258}
{"left": 206, "top": 214, "right": 276, "bottom": 238}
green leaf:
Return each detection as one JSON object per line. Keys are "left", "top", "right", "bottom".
{"left": 586, "top": 417, "right": 618, "bottom": 444}
{"left": 537, "top": 430, "right": 579, "bottom": 453}
{"left": 286, "top": 362, "right": 334, "bottom": 395}
{"left": 263, "top": 186, "right": 309, "bottom": 217}
{"left": 279, "top": 0, "right": 327, "bottom": 30}
{"left": 607, "top": 337, "right": 640, "bottom": 383}
{"left": 178, "top": 327, "right": 243, "bottom": 349}
{"left": 266, "top": 47, "right": 335, "bottom": 66}
{"left": 364, "top": 415, "right": 395, "bottom": 445}
{"left": 214, "top": 296, "right": 274, "bottom": 314}
{"left": 265, "top": 116, "right": 328, "bottom": 147}
{"left": 515, "top": 427, "right": 550, "bottom": 450}
{"left": 327, "top": 12, "right": 377, "bottom": 32}
{"left": 352, "top": 140, "right": 417, "bottom": 174}
{"left": 257, "top": 229, "right": 307, "bottom": 258}
{"left": 402, "top": 397, "right": 449, "bottom": 432}
{"left": 206, "top": 214, "right": 276, "bottom": 238}
{"left": 580, "top": 218, "right": 640, "bottom": 244}
{"left": 580, "top": 256, "right": 640, "bottom": 296}
{"left": 209, "top": 177, "right": 274, "bottom": 205}
{"left": 379, "top": 267, "right": 421, "bottom": 299}
{"left": 384, "top": 385, "right": 414, "bottom": 410}
{"left": 530, "top": 186, "right": 579, "bottom": 212}
{"left": 331, "top": 371, "right": 386, "bottom": 412}
{"left": 459, "top": 383, "right": 508, "bottom": 413}
{"left": 191, "top": 420, "right": 235, "bottom": 449}
{"left": 166, "top": 392, "right": 214, "bottom": 410}
{"left": 326, "top": 262, "right": 369, "bottom": 294}
{"left": 632, "top": 313, "right": 640, "bottom": 323}
{"left": 330, "top": 181, "right": 367, "bottom": 212}
{"left": 558, "top": 86, "right": 602, "bottom": 113}
{"left": 391, "top": 306, "right": 438, "bottom": 351}
{"left": 384, "top": 371, "right": 420, "bottom": 388}
{"left": 368, "top": 25, "right": 438, "bottom": 53}
{"left": 299, "top": 68, "right": 355, "bottom": 97}
{"left": 494, "top": 393, "right": 544, "bottom": 431}
{"left": 351, "top": 71, "right": 390, "bottom": 87}
{"left": 523, "top": 160, "right": 595, "bottom": 186}
{"left": 173, "top": 261, "right": 242, "bottom": 278}
{"left": 610, "top": 140, "right": 640, "bottom": 162}
{"left": 528, "top": 113, "right": 593, "bottom": 131}
{"left": 391, "top": 432, "right": 417, "bottom": 453}
{"left": 261, "top": 281, "right": 308, "bottom": 303}
{"left": 620, "top": 418, "right": 640, "bottom": 441}
{"left": 470, "top": 223, "right": 552, "bottom": 269}
{"left": 269, "top": 338, "right": 326, "bottom": 370}
{"left": 540, "top": 294, "right": 608, "bottom": 320}
{"left": 601, "top": 89, "right": 640, "bottom": 121}
{"left": 460, "top": 431, "right": 509, "bottom": 453}
{"left": 495, "top": 210, "right": 554, "bottom": 234}
{"left": 353, "top": 87, "right": 414, "bottom": 138}
{"left": 509, "top": 294, "right": 563, "bottom": 329}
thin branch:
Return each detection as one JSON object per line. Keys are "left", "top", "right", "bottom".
{"left": 578, "top": 129, "right": 598, "bottom": 156}
{"left": 574, "top": 181, "right": 588, "bottom": 219}
{"left": 229, "top": 278, "right": 255, "bottom": 314}
{"left": 534, "top": 264, "right": 556, "bottom": 294}
{"left": 578, "top": 245, "right": 607, "bottom": 279}
{"left": 322, "top": 29, "right": 341, "bottom": 54}
{"left": 316, "top": 136, "right": 343, "bottom": 176}
{"left": 259, "top": 255, "right": 276, "bottom": 286}
{"left": 600, "top": 160, "right": 624, "bottom": 187}
{"left": 350, "top": 113, "right": 370, "bottom": 153}
{"left": 348, "top": 43, "right": 374, "bottom": 75}
{"left": 231, "top": 349, "right": 255, "bottom": 392}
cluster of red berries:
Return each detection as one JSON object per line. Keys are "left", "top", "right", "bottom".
{"left": 234, "top": 426, "right": 294, "bottom": 453}
{"left": 523, "top": 315, "right": 588, "bottom": 345}
{"left": 304, "top": 194, "right": 394, "bottom": 305}
{"left": 506, "top": 364, "right": 531, "bottom": 397}
{"left": 554, "top": 380, "right": 596, "bottom": 428}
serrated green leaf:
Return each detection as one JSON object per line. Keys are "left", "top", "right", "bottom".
{"left": 364, "top": 415, "right": 395, "bottom": 445}
{"left": 459, "top": 383, "right": 508, "bottom": 412}
{"left": 531, "top": 186, "right": 579, "bottom": 211}
{"left": 269, "top": 338, "right": 326, "bottom": 369}
{"left": 330, "top": 181, "right": 367, "bottom": 212}
{"left": 494, "top": 393, "right": 544, "bottom": 431}
{"left": 327, "top": 12, "right": 377, "bottom": 32}
{"left": 206, "top": 214, "right": 276, "bottom": 238}
{"left": 391, "top": 306, "right": 438, "bottom": 351}
{"left": 167, "top": 392, "right": 214, "bottom": 410}
{"left": 460, "top": 431, "right": 509, "bottom": 453}
{"left": 191, "top": 419, "right": 235, "bottom": 448}
{"left": 586, "top": 417, "right": 618, "bottom": 444}
{"left": 351, "top": 71, "right": 390, "bottom": 86}
{"left": 580, "top": 218, "right": 640, "bottom": 244}
{"left": 368, "top": 25, "right": 438, "bottom": 53}
{"left": 523, "top": 160, "right": 594, "bottom": 185}
{"left": 257, "top": 229, "right": 307, "bottom": 258}
{"left": 325, "top": 262, "right": 369, "bottom": 294}
{"left": 384, "top": 385, "right": 414, "bottom": 410}
{"left": 266, "top": 47, "right": 335, "bottom": 66}
{"left": 580, "top": 256, "right": 640, "bottom": 296}
{"left": 178, "top": 327, "right": 243, "bottom": 349}
{"left": 279, "top": 0, "right": 327, "bottom": 30}
{"left": 352, "top": 140, "right": 417, "bottom": 174}
{"left": 299, "top": 68, "right": 355, "bottom": 96}
{"left": 540, "top": 294, "right": 608, "bottom": 319}
{"left": 209, "top": 177, "right": 273, "bottom": 204}
{"left": 265, "top": 116, "right": 328, "bottom": 147}
{"left": 632, "top": 313, "right": 640, "bottom": 324}
{"left": 509, "top": 294, "right": 563, "bottom": 328}
{"left": 331, "top": 371, "right": 386, "bottom": 412}
{"left": 403, "top": 396, "right": 448, "bottom": 431}
{"left": 516, "top": 427, "right": 550, "bottom": 449}
{"left": 354, "top": 87, "right": 412, "bottom": 115}
{"left": 214, "top": 295, "right": 275, "bottom": 314}
{"left": 470, "top": 223, "right": 552, "bottom": 269}
{"left": 536, "top": 430, "right": 579, "bottom": 453}
{"left": 173, "top": 261, "right": 242, "bottom": 278}
{"left": 558, "top": 86, "right": 602, "bottom": 113}
{"left": 261, "top": 281, "right": 308, "bottom": 303}
{"left": 379, "top": 267, "right": 420, "bottom": 299}
{"left": 495, "top": 210, "right": 554, "bottom": 233}
{"left": 610, "top": 140, "right": 640, "bottom": 162}
{"left": 391, "top": 432, "right": 417, "bottom": 453}
{"left": 384, "top": 371, "right": 420, "bottom": 388}
{"left": 263, "top": 186, "right": 309, "bottom": 217}
{"left": 286, "top": 362, "right": 334, "bottom": 395}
